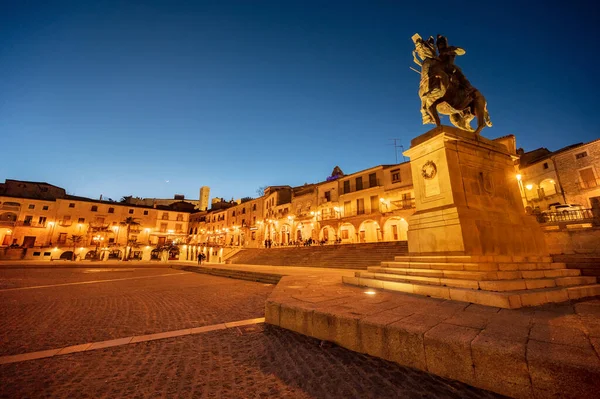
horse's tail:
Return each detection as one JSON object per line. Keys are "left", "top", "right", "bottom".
{"left": 484, "top": 103, "right": 492, "bottom": 127}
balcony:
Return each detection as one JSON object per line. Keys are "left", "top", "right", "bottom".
{"left": 390, "top": 198, "right": 416, "bottom": 211}
{"left": 0, "top": 204, "right": 20, "bottom": 211}
{"left": 17, "top": 221, "right": 47, "bottom": 228}
{"left": 59, "top": 221, "right": 73, "bottom": 227}
{"left": 537, "top": 208, "right": 595, "bottom": 224}
{"left": 0, "top": 220, "right": 16, "bottom": 227}
{"left": 580, "top": 179, "right": 600, "bottom": 190}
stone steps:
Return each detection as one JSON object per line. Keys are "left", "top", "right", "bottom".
{"left": 356, "top": 271, "right": 596, "bottom": 292}
{"left": 381, "top": 260, "right": 566, "bottom": 271}
{"left": 366, "top": 266, "right": 581, "bottom": 280}
{"left": 343, "top": 274, "right": 600, "bottom": 309}
{"left": 227, "top": 242, "right": 409, "bottom": 269}
{"left": 394, "top": 255, "right": 554, "bottom": 263}
{"left": 175, "top": 265, "right": 282, "bottom": 284}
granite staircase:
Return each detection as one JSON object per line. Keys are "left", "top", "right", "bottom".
{"left": 343, "top": 254, "right": 600, "bottom": 308}
{"left": 227, "top": 241, "right": 409, "bottom": 270}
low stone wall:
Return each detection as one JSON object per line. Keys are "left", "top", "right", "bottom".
{"left": 544, "top": 227, "right": 600, "bottom": 255}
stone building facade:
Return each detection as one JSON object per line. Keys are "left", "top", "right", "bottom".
{"left": 518, "top": 138, "right": 600, "bottom": 210}
{"left": 0, "top": 180, "right": 194, "bottom": 261}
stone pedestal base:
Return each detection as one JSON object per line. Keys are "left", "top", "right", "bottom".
{"left": 345, "top": 126, "right": 600, "bottom": 307}
{"left": 404, "top": 126, "right": 546, "bottom": 256}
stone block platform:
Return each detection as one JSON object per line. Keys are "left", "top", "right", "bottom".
{"left": 344, "top": 255, "right": 600, "bottom": 309}
{"left": 266, "top": 274, "right": 600, "bottom": 398}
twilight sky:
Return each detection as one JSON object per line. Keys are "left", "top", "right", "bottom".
{"left": 1, "top": 1, "right": 598, "bottom": 202}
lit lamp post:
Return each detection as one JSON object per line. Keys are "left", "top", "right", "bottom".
{"left": 47, "top": 222, "right": 55, "bottom": 246}
{"left": 92, "top": 234, "right": 104, "bottom": 260}
{"left": 516, "top": 174, "right": 527, "bottom": 208}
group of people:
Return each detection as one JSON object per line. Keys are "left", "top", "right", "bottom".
{"left": 264, "top": 237, "right": 343, "bottom": 248}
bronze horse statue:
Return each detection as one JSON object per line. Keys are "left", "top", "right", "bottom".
{"left": 412, "top": 34, "right": 492, "bottom": 135}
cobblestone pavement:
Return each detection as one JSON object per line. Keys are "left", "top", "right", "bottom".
{"left": 0, "top": 268, "right": 273, "bottom": 355}
{"left": 0, "top": 324, "right": 501, "bottom": 399}
{"left": 0, "top": 266, "right": 175, "bottom": 289}
{"left": 0, "top": 268, "right": 502, "bottom": 398}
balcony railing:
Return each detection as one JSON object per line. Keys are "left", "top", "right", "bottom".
{"left": 0, "top": 220, "right": 16, "bottom": 227}
{"left": 0, "top": 204, "right": 20, "bottom": 211}
{"left": 17, "top": 221, "right": 47, "bottom": 228}
{"left": 536, "top": 208, "right": 596, "bottom": 223}
{"left": 580, "top": 179, "right": 600, "bottom": 190}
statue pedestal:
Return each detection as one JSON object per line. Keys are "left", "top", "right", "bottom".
{"left": 344, "top": 126, "right": 600, "bottom": 308}
{"left": 404, "top": 126, "right": 547, "bottom": 256}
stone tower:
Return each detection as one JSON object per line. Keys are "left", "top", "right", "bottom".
{"left": 199, "top": 186, "right": 210, "bottom": 211}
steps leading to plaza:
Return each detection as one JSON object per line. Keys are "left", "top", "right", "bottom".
{"left": 554, "top": 255, "right": 600, "bottom": 277}
{"left": 343, "top": 255, "right": 600, "bottom": 308}
{"left": 227, "top": 242, "right": 409, "bottom": 270}
{"left": 173, "top": 265, "right": 282, "bottom": 284}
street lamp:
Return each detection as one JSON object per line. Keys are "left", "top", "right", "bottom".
{"left": 92, "top": 234, "right": 104, "bottom": 260}
{"left": 47, "top": 222, "right": 55, "bottom": 246}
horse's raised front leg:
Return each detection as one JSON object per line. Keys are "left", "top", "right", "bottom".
{"left": 428, "top": 98, "right": 443, "bottom": 127}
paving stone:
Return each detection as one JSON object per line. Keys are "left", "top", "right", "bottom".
{"left": 358, "top": 311, "right": 413, "bottom": 358}
{"left": 471, "top": 334, "right": 532, "bottom": 398}
{"left": 530, "top": 324, "right": 590, "bottom": 349}
{"left": 424, "top": 323, "right": 481, "bottom": 385}
{"left": 445, "top": 311, "right": 490, "bottom": 329}
{"left": 527, "top": 340, "right": 600, "bottom": 398}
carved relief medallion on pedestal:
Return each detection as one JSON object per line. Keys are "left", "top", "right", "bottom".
{"left": 421, "top": 161, "right": 437, "bottom": 179}
{"left": 422, "top": 160, "right": 440, "bottom": 197}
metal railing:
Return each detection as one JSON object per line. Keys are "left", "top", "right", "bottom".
{"left": 0, "top": 220, "right": 16, "bottom": 227}
{"left": 536, "top": 208, "right": 596, "bottom": 223}
{"left": 17, "top": 221, "right": 47, "bottom": 228}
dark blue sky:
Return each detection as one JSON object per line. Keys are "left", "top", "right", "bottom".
{"left": 2, "top": 1, "right": 598, "bottom": 201}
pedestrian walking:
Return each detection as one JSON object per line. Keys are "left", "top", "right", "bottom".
{"left": 198, "top": 253, "right": 203, "bottom": 265}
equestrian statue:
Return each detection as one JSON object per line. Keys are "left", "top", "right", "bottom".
{"left": 412, "top": 34, "right": 492, "bottom": 135}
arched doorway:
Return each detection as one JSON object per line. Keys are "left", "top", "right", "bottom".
{"left": 539, "top": 178, "right": 557, "bottom": 197}
{"left": 338, "top": 223, "right": 356, "bottom": 244}
{"left": 320, "top": 226, "right": 335, "bottom": 244}
{"left": 382, "top": 217, "right": 408, "bottom": 241}
{"left": 60, "top": 251, "right": 74, "bottom": 260}
{"left": 358, "top": 220, "right": 380, "bottom": 243}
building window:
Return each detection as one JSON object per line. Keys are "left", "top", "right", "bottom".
{"left": 356, "top": 177, "right": 363, "bottom": 191}
{"left": 162, "top": 213, "right": 169, "bottom": 220}
{"left": 232, "top": 211, "right": 236, "bottom": 217}
{"left": 343, "top": 180, "right": 350, "bottom": 194}
{"left": 28, "top": 204, "right": 35, "bottom": 209}
{"left": 108, "top": 238, "right": 115, "bottom": 244}
{"left": 356, "top": 198, "right": 365, "bottom": 215}
{"left": 24, "top": 215, "right": 33, "bottom": 225}
{"left": 160, "top": 223, "right": 168, "bottom": 232}
{"left": 242, "top": 208, "right": 246, "bottom": 214}
{"left": 69, "top": 203, "right": 75, "bottom": 208}
{"left": 78, "top": 218, "right": 85, "bottom": 223}
{"left": 252, "top": 204, "right": 257, "bottom": 211}
{"left": 324, "top": 190, "right": 331, "bottom": 202}
{"left": 128, "top": 209, "right": 134, "bottom": 214}
{"left": 58, "top": 233, "right": 67, "bottom": 244}
{"left": 575, "top": 151, "right": 588, "bottom": 159}
{"left": 579, "top": 168, "right": 597, "bottom": 189}
{"left": 39, "top": 216, "right": 47, "bottom": 225}
{"left": 341, "top": 230, "right": 349, "bottom": 239}
{"left": 391, "top": 169, "right": 401, "bottom": 183}
{"left": 543, "top": 162, "right": 549, "bottom": 169}
{"left": 108, "top": 207, "right": 114, "bottom": 213}
{"left": 42, "top": 205, "right": 49, "bottom": 211}
{"left": 175, "top": 223, "right": 182, "bottom": 232}
{"left": 144, "top": 210, "right": 149, "bottom": 215}
{"left": 91, "top": 205, "right": 98, "bottom": 212}
{"left": 369, "top": 173, "right": 377, "bottom": 187}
